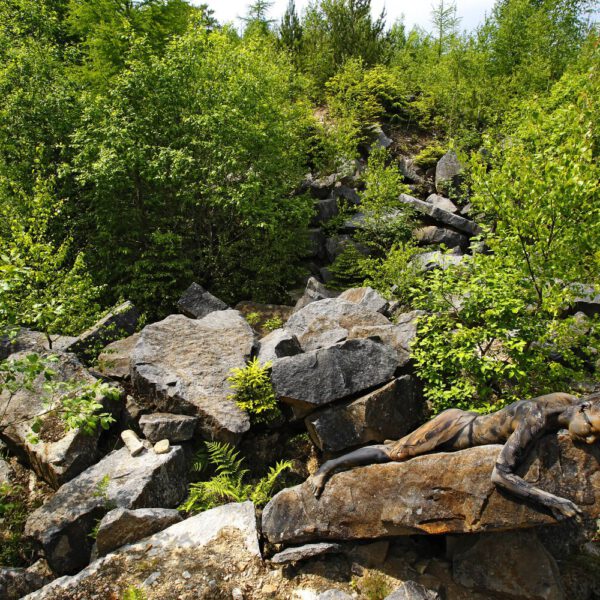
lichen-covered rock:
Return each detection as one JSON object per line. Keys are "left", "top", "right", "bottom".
{"left": 399, "top": 194, "right": 479, "bottom": 236}
{"left": 312, "top": 198, "right": 339, "bottom": 226}
{"left": 257, "top": 329, "right": 303, "bottom": 364}
{"left": 0, "top": 351, "right": 121, "bottom": 488}
{"left": 95, "top": 507, "right": 182, "bottom": 557}
{"left": 271, "top": 338, "right": 399, "bottom": 417}
{"left": 176, "top": 282, "right": 228, "bottom": 319}
{"left": 451, "top": 530, "right": 565, "bottom": 600}
{"left": 305, "top": 376, "right": 423, "bottom": 452}
{"left": 24, "top": 445, "right": 187, "bottom": 575}
{"left": 426, "top": 194, "right": 458, "bottom": 214}
{"left": 24, "top": 502, "right": 260, "bottom": 600}
{"left": 414, "top": 226, "right": 468, "bottom": 250}
{"left": 338, "top": 287, "right": 388, "bottom": 314}
{"left": 285, "top": 298, "right": 390, "bottom": 352}
{"left": 65, "top": 301, "right": 139, "bottom": 364}
{"left": 138, "top": 413, "right": 198, "bottom": 443}
{"left": 96, "top": 333, "right": 140, "bottom": 380}
{"left": 262, "top": 434, "right": 600, "bottom": 544}
{"left": 131, "top": 311, "right": 255, "bottom": 444}
{"left": 411, "top": 250, "right": 465, "bottom": 272}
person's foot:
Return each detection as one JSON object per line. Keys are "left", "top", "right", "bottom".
{"left": 309, "top": 472, "right": 327, "bottom": 498}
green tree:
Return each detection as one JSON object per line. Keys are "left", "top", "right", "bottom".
{"left": 241, "top": 0, "right": 275, "bottom": 37}
{"left": 279, "top": 0, "right": 303, "bottom": 58}
{"left": 431, "top": 0, "right": 460, "bottom": 57}
{"left": 70, "top": 30, "right": 313, "bottom": 316}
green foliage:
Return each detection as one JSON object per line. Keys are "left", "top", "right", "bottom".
{"left": 228, "top": 358, "right": 279, "bottom": 424}
{"left": 121, "top": 586, "right": 147, "bottom": 600}
{"left": 0, "top": 482, "right": 35, "bottom": 567}
{"left": 411, "top": 255, "right": 595, "bottom": 414}
{"left": 180, "top": 441, "right": 292, "bottom": 513}
{"left": 245, "top": 312, "right": 261, "bottom": 327}
{"left": 328, "top": 243, "right": 368, "bottom": 291}
{"left": 355, "top": 147, "right": 414, "bottom": 254}
{"left": 361, "top": 241, "right": 420, "bottom": 303}
{"left": 263, "top": 316, "right": 284, "bottom": 332}
{"left": 300, "top": 0, "right": 387, "bottom": 89}
{"left": 413, "top": 142, "right": 446, "bottom": 170}
{"left": 351, "top": 571, "right": 392, "bottom": 600}
{"left": 0, "top": 353, "right": 120, "bottom": 442}
{"left": 71, "top": 29, "right": 313, "bottom": 316}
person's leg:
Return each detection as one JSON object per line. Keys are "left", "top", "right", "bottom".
{"left": 310, "top": 444, "right": 390, "bottom": 498}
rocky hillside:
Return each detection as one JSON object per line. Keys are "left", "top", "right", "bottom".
{"left": 1, "top": 265, "right": 600, "bottom": 599}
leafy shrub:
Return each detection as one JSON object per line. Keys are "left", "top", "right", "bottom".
{"left": 245, "top": 312, "right": 261, "bottom": 327}
{"left": 328, "top": 243, "right": 369, "bottom": 291}
{"left": 411, "top": 255, "right": 594, "bottom": 414}
{"left": 121, "top": 587, "right": 147, "bottom": 600}
{"left": 228, "top": 358, "right": 280, "bottom": 424}
{"left": 413, "top": 142, "right": 446, "bottom": 170}
{"left": 180, "top": 441, "right": 292, "bottom": 513}
{"left": 361, "top": 241, "right": 420, "bottom": 303}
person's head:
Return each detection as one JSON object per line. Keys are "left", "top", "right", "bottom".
{"left": 567, "top": 396, "right": 600, "bottom": 445}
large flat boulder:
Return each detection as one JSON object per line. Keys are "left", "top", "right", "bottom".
{"left": 262, "top": 434, "right": 600, "bottom": 544}
{"left": 305, "top": 376, "right": 423, "bottom": 452}
{"left": 435, "top": 151, "right": 464, "bottom": 195}
{"left": 23, "top": 502, "right": 260, "bottom": 600}
{"left": 271, "top": 338, "right": 399, "bottom": 417}
{"left": 131, "top": 311, "right": 255, "bottom": 444}
{"left": 24, "top": 445, "right": 187, "bottom": 575}
{"left": 285, "top": 298, "right": 391, "bottom": 352}
{"left": 294, "top": 276, "right": 338, "bottom": 312}
{"left": 0, "top": 351, "right": 121, "bottom": 488}
{"left": 257, "top": 328, "right": 303, "bottom": 364}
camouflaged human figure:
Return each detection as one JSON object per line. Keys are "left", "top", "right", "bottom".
{"left": 310, "top": 392, "right": 600, "bottom": 520}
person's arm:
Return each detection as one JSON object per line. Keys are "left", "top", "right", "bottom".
{"left": 491, "top": 407, "right": 581, "bottom": 520}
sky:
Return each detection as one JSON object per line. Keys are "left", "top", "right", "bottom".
{"left": 195, "top": 0, "right": 499, "bottom": 32}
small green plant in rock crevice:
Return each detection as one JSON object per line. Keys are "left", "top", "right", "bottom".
{"left": 228, "top": 357, "right": 280, "bottom": 424}
{"left": 263, "top": 316, "right": 284, "bottom": 332}
{"left": 0, "top": 482, "right": 35, "bottom": 567}
{"left": 180, "top": 441, "right": 292, "bottom": 513}
{"left": 121, "top": 586, "right": 147, "bottom": 600}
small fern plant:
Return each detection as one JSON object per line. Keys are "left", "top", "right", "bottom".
{"left": 180, "top": 441, "right": 292, "bottom": 514}
{"left": 228, "top": 357, "right": 280, "bottom": 424}
{"left": 121, "top": 586, "right": 147, "bottom": 600}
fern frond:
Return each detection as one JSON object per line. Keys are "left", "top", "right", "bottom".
{"left": 251, "top": 459, "right": 293, "bottom": 507}
{"left": 206, "top": 441, "right": 248, "bottom": 480}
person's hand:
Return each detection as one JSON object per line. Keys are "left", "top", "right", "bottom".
{"left": 550, "top": 497, "right": 582, "bottom": 521}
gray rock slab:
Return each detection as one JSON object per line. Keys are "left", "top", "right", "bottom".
{"left": 339, "top": 287, "right": 388, "bottom": 314}
{"left": 262, "top": 434, "right": 600, "bottom": 544}
{"left": 138, "top": 413, "right": 198, "bottom": 443}
{"left": 271, "top": 338, "right": 399, "bottom": 417}
{"left": 399, "top": 194, "right": 480, "bottom": 236}
{"left": 399, "top": 156, "right": 424, "bottom": 184}
{"left": 66, "top": 302, "right": 139, "bottom": 364}
{"left": 0, "top": 351, "right": 121, "bottom": 488}
{"left": 24, "top": 445, "right": 187, "bottom": 575}
{"left": 435, "top": 151, "right": 464, "bottom": 194}
{"left": 285, "top": 298, "right": 390, "bottom": 352}
{"left": 176, "top": 282, "right": 228, "bottom": 319}
{"left": 452, "top": 530, "right": 564, "bottom": 600}
{"left": 426, "top": 193, "right": 458, "bottom": 213}
{"left": 385, "top": 581, "right": 441, "bottom": 600}
{"left": 96, "top": 333, "right": 140, "bottom": 380}
{"left": 0, "top": 457, "right": 12, "bottom": 482}
{"left": 95, "top": 507, "right": 182, "bottom": 556}
{"left": 294, "top": 276, "right": 338, "bottom": 312}
{"left": 305, "top": 228, "right": 327, "bottom": 260}
{"left": 23, "top": 502, "right": 260, "bottom": 600}
{"left": 305, "top": 376, "right": 423, "bottom": 452}
{"left": 257, "top": 329, "right": 303, "bottom": 364}
{"left": 414, "top": 226, "right": 468, "bottom": 249}
{"left": 131, "top": 311, "right": 254, "bottom": 444}
{"left": 271, "top": 542, "right": 343, "bottom": 564}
